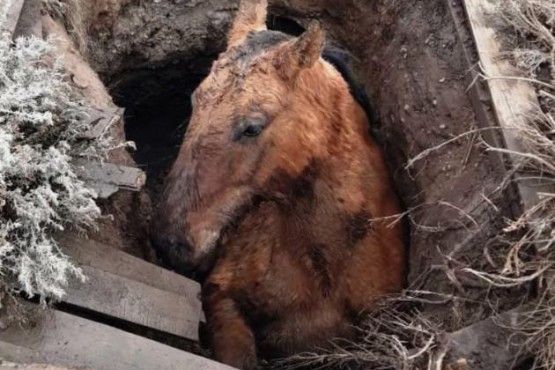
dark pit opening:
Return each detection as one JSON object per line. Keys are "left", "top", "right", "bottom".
{"left": 111, "top": 59, "right": 212, "bottom": 198}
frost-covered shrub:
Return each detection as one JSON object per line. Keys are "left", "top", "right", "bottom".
{"left": 0, "top": 13, "right": 107, "bottom": 299}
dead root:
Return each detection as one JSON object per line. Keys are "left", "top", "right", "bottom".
{"left": 498, "top": 0, "right": 555, "bottom": 81}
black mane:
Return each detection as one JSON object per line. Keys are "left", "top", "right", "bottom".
{"left": 321, "top": 46, "right": 380, "bottom": 131}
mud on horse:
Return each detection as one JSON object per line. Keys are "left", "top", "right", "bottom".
{"left": 151, "top": 0, "right": 406, "bottom": 368}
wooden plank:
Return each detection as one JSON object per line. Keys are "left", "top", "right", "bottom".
{"left": 0, "top": 308, "right": 233, "bottom": 370}
{"left": 63, "top": 264, "right": 200, "bottom": 341}
{"left": 1, "top": 0, "right": 25, "bottom": 40}
{"left": 57, "top": 234, "right": 201, "bottom": 303}
{"left": 0, "top": 342, "right": 35, "bottom": 364}
{"left": 461, "top": 0, "right": 550, "bottom": 210}
{"left": 72, "top": 160, "right": 146, "bottom": 198}
{"left": 56, "top": 233, "right": 204, "bottom": 332}
{"left": 56, "top": 233, "right": 205, "bottom": 323}
{"left": 0, "top": 362, "right": 78, "bottom": 370}
{"left": 446, "top": 0, "right": 523, "bottom": 219}
{"left": 0, "top": 363, "right": 74, "bottom": 370}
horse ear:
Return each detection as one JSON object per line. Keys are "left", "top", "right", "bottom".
{"left": 273, "top": 22, "right": 325, "bottom": 81}
{"left": 227, "top": 0, "right": 268, "bottom": 49}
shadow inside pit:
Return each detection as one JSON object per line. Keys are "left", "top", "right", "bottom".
{"left": 110, "top": 61, "right": 209, "bottom": 199}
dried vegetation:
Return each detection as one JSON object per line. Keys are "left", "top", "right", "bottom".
{"left": 0, "top": 0, "right": 111, "bottom": 301}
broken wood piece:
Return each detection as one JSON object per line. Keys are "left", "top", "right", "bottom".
{"left": 0, "top": 308, "right": 233, "bottom": 370}
{"left": 56, "top": 233, "right": 204, "bottom": 337}
{"left": 12, "top": 0, "right": 42, "bottom": 39}
{"left": 79, "top": 107, "right": 122, "bottom": 140}
{"left": 72, "top": 160, "right": 146, "bottom": 198}
{"left": 445, "top": 308, "right": 529, "bottom": 370}
{"left": 1, "top": 0, "right": 25, "bottom": 40}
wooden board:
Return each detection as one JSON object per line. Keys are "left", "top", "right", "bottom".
{"left": 1, "top": 0, "right": 25, "bottom": 40}
{"left": 64, "top": 265, "right": 200, "bottom": 340}
{"left": 0, "top": 362, "right": 78, "bottom": 370}
{"left": 56, "top": 233, "right": 201, "bottom": 304}
{"left": 445, "top": 0, "right": 523, "bottom": 219}
{"left": 0, "top": 309, "right": 233, "bottom": 370}
{"left": 56, "top": 234, "right": 204, "bottom": 336}
{"left": 461, "top": 0, "right": 549, "bottom": 210}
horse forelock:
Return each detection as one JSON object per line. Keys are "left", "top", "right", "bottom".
{"left": 230, "top": 30, "right": 291, "bottom": 62}
{"left": 225, "top": 30, "right": 291, "bottom": 79}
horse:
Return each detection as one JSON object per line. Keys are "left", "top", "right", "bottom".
{"left": 151, "top": 1, "right": 406, "bottom": 368}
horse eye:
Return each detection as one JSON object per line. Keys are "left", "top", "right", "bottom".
{"left": 242, "top": 124, "right": 264, "bottom": 137}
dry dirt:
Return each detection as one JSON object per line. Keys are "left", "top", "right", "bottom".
{"left": 49, "top": 0, "right": 526, "bottom": 352}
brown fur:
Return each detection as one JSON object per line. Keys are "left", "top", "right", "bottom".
{"left": 152, "top": 1, "right": 406, "bottom": 368}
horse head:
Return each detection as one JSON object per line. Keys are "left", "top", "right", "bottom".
{"left": 152, "top": 0, "right": 356, "bottom": 274}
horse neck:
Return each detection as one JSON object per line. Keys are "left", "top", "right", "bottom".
{"left": 294, "top": 64, "right": 374, "bottom": 220}
{"left": 279, "top": 94, "right": 373, "bottom": 267}
{"left": 276, "top": 157, "right": 367, "bottom": 285}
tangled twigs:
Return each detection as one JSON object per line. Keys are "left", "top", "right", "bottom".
{"left": 267, "top": 300, "right": 440, "bottom": 370}
{"left": 499, "top": 0, "right": 555, "bottom": 80}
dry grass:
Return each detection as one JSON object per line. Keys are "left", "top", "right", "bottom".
{"left": 460, "top": 0, "right": 555, "bottom": 368}
{"left": 498, "top": 0, "right": 555, "bottom": 80}
{"left": 267, "top": 299, "right": 440, "bottom": 370}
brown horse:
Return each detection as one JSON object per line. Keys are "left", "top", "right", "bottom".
{"left": 151, "top": 1, "right": 406, "bottom": 368}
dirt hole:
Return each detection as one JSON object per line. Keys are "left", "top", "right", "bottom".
{"left": 84, "top": 0, "right": 517, "bottom": 338}
{"left": 112, "top": 59, "right": 206, "bottom": 196}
